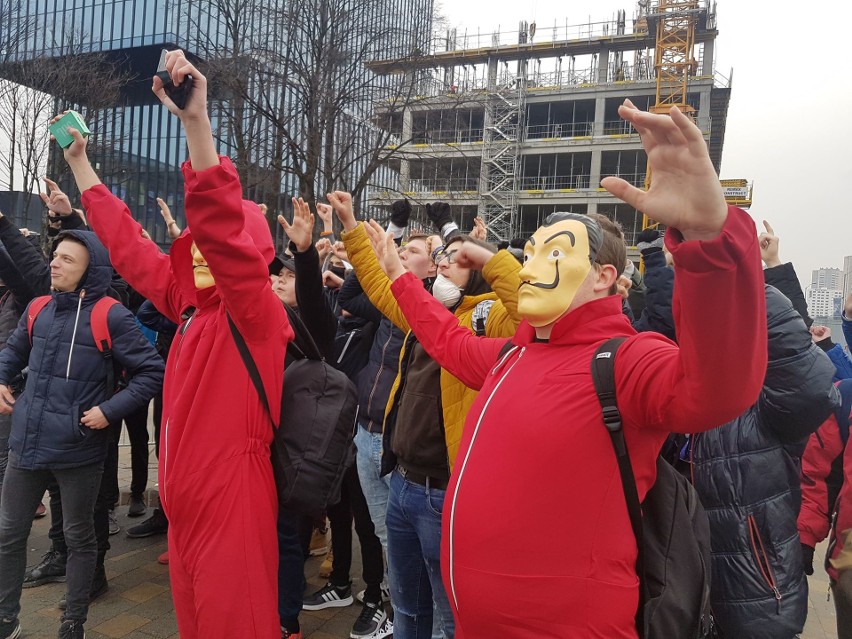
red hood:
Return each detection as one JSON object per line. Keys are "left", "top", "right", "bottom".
{"left": 169, "top": 199, "right": 274, "bottom": 309}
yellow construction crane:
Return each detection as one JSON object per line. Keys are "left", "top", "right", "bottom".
{"left": 641, "top": 0, "right": 751, "bottom": 239}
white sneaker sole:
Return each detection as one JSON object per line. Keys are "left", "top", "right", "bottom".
{"left": 350, "top": 620, "right": 393, "bottom": 639}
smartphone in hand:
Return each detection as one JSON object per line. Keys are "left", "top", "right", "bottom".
{"left": 156, "top": 49, "right": 193, "bottom": 110}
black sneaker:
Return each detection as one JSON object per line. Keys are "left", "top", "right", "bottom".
{"left": 58, "top": 565, "right": 108, "bottom": 610}
{"left": 302, "top": 582, "right": 353, "bottom": 611}
{"left": 57, "top": 619, "right": 85, "bottom": 639}
{"left": 350, "top": 600, "right": 389, "bottom": 638}
{"left": 23, "top": 549, "right": 67, "bottom": 588}
{"left": 355, "top": 585, "right": 391, "bottom": 604}
{"left": 126, "top": 508, "right": 168, "bottom": 538}
{"left": 0, "top": 618, "right": 21, "bottom": 639}
{"left": 127, "top": 495, "right": 147, "bottom": 518}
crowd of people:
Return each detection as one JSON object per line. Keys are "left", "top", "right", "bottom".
{"left": 0, "top": 48, "right": 850, "bottom": 639}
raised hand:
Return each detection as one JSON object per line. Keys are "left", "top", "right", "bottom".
{"left": 758, "top": 220, "right": 781, "bottom": 268}
{"left": 470, "top": 216, "right": 488, "bottom": 241}
{"left": 454, "top": 240, "right": 496, "bottom": 270}
{"left": 316, "top": 202, "right": 334, "bottom": 233}
{"left": 600, "top": 100, "right": 727, "bottom": 241}
{"left": 152, "top": 49, "right": 207, "bottom": 121}
{"left": 157, "top": 198, "right": 182, "bottom": 239}
{"left": 50, "top": 112, "right": 90, "bottom": 162}
{"left": 315, "top": 238, "right": 333, "bottom": 261}
{"left": 322, "top": 270, "right": 344, "bottom": 289}
{"left": 327, "top": 191, "right": 357, "bottom": 231}
{"left": 332, "top": 241, "right": 350, "bottom": 263}
{"left": 810, "top": 325, "right": 831, "bottom": 343}
{"left": 364, "top": 220, "right": 405, "bottom": 281}
{"left": 278, "top": 198, "right": 315, "bottom": 253}
{"left": 40, "top": 177, "right": 73, "bottom": 216}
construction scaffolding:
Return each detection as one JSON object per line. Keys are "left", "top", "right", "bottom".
{"left": 367, "top": 1, "right": 745, "bottom": 243}
{"left": 479, "top": 57, "right": 526, "bottom": 242}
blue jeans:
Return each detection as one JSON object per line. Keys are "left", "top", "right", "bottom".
{"left": 0, "top": 414, "right": 9, "bottom": 499}
{"left": 0, "top": 462, "right": 102, "bottom": 623}
{"left": 386, "top": 469, "right": 455, "bottom": 639}
{"left": 354, "top": 425, "right": 391, "bottom": 549}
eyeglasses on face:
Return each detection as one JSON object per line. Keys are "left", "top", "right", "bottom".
{"left": 432, "top": 247, "right": 458, "bottom": 265}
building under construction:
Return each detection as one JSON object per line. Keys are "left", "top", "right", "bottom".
{"left": 367, "top": 0, "right": 750, "bottom": 245}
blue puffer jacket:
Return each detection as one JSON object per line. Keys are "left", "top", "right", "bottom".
{"left": 692, "top": 286, "right": 839, "bottom": 639}
{"left": 0, "top": 230, "right": 165, "bottom": 470}
{"left": 356, "top": 316, "right": 404, "bottom": 429}
{"left": 338, "top": 272, "right": 405, "bottom": 430}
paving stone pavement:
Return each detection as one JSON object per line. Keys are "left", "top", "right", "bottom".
{"left": 12, "top": 439, "right": 841, "bottom": 638}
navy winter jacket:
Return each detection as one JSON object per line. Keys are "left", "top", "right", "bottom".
{"left": 338, "top": 272, "right": 403, "bottom": 430}
{"left": 692, "top": 286, "right": 839, "bottom": 639}
{"left": 0, "top": 230, "right": 165, "bottom": 470}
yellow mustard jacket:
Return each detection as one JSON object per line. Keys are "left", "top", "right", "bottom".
{"left": 340, "top": 223, "right": 522, "bottom": 471}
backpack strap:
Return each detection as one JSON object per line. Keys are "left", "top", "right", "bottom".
{"left": 590, "top": 337, "right": 647, "bottom": 633}
{"left": 90, "top": 298, "right": 120, "bottom": 398}
{"left": 226, "top": 314, "right": 273, "bottom": 420}
{"left": 90, "top": 298, "right": 119, "bottom": 353}
{"left": 837, "top": 379, "right": 852, "bottom": 445}
{"left": 226, "top": 311, "right": 292, "bottom": 470}
{"left": 26, "top": 296, "right": 52, "bottom": 344}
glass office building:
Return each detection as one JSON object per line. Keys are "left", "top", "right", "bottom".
{"left": 0, "top": 0, "right": 432, "bottom": 244}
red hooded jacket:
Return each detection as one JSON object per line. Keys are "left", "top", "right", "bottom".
{"left": 82, "top": 158, "right": 291, "bottom": 639}
{"left": 799, "top": 380, "right": 852, "bottom": 580}
{"left": 387, "top": 207, "right": 766, "bottom": 638}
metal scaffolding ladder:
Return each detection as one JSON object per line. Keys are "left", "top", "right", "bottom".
{"left": 479, "top": 59, "right": 526, "bottom": 242}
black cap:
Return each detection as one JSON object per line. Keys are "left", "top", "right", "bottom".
{"left": 269, "top": 254, "right": 295, "bottom": 276}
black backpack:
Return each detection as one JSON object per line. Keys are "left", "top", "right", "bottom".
{"left": 228, "top": 306, "right": 358, "bottom": 516}
{"left": 332, "top": 318, "right": 377, "bottom": 380}
{"left": 591, "top": 337, "right": 715, "bottom": 639}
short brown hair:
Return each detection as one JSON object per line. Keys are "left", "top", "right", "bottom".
{"left": 586, "top": 213, "right": 627, "bottom": 295}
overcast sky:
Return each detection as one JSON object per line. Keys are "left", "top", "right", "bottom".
{"left": 441, "top": 0, "right": 852, "bottom": 286}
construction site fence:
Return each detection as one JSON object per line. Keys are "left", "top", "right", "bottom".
{"left": 413, "top": 64, "right": 719, "bottom": 102}
{"left": 401, "top": 171, "right": 647, "bottom": 195}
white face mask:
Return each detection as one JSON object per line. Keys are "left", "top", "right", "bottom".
{"left": 432, "top": 274, "right": 462, "bottom": 308}
{"left": 623, "top": 260, "right": 636, "bottom": 279}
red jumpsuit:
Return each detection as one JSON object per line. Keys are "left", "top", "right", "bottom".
{"left": 82, "top": 159, "right": 291, "bottom": 639}
{"left": 387, "top": 207, "right": 766, "bottom": 637}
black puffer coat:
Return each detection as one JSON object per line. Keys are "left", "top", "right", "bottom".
{"left": 0, "top": 230, "right": 165, "bottom": 470}
{"left": 692, "top": 286, "right": 839, "bottom": 639}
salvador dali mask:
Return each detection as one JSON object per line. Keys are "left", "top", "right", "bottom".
{"left": 190, "top": 242, "right": 215, "bottom": 290}
{"left": 517, "top": 215, "right": 601, "bottom": 328}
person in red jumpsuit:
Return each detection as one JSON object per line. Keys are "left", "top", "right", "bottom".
{"left": 351, "top": 101, "right": 768, "bottom": 637}
{"left": 58, "top": 51, "right": 291, "bottom": 639}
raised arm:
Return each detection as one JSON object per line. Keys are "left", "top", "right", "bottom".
{"left": 366, "top": 220, "right": 507, "bottom": 390}
{"left": 0, "top": 215, "right": 49, "bottom": 299}
{"left": 599, "top": 102, "right": 767, "bottom": 432}
{"left": 760, "top": 221, "right": 813, "bottom": 326}
{"left": 279, "top": 198, "right": 337, "bottom": 358}
{"left": 329, "top": 192, "right": 412, "bottom": 332}
{"left": 455, "top": 243, "right": 523, "bottom": 337}
{"left": 154, "top": 50, "right": 288, "bottom": 341}
{"left": 57, "top": 117, "right": 187, "bottom": 323}
{"left": 338, "top": 271, "right": 384, "bottom": 325}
